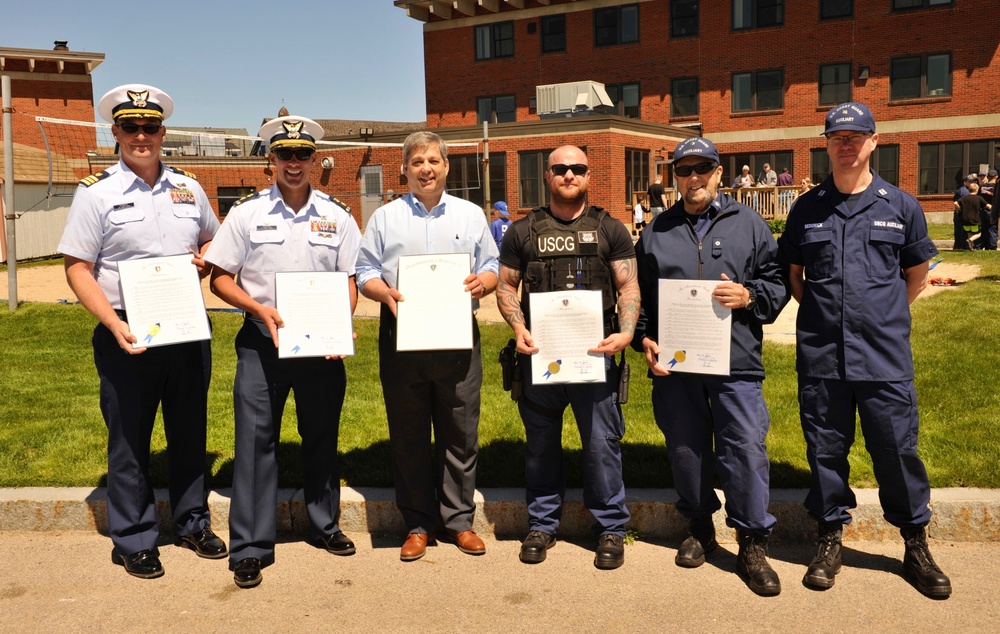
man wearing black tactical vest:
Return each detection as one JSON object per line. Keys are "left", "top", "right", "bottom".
{"left": 497, "top": 145, "right": 640, "bottom": 570}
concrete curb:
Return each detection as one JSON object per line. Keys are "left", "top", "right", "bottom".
{"left": 1, "top": 487, "right": 997, "bottom": 543}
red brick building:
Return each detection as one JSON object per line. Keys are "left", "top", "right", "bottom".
{"left": 392, "top": 0, "right": 1000, "bottom": 217}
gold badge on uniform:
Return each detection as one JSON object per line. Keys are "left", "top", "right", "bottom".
{"left": 127, "top": 90, "right": 149, "bottom": 108}
{"left": 283, "top": 120, "right": 303, "bottom": 139}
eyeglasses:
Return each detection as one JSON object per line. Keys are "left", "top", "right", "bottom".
{"left": 273, "top": 148, "right": 315, "bottom": 161}
{"left": 550, "top": 163, "right": 589, "bottom": 176}
{"left": 826, "top": 134, "right": 871, "bottom": 147}
{"left": 674, "top": 162, "right": 719, "bottom": 177}
{"left": 117, "top": 122, "right": 162, "bottom": 135}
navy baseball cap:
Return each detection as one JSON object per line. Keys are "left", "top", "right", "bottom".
{"left": 823, "top": 102, "right": 876, "bottom": 136}
{"left": 669, "top": 137, "right": 720, "bottom": 164}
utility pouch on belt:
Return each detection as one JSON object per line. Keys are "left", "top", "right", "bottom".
{"left": 499, "top": 338, "right": 522, "bottom": 401}
{"left": 617, "top": 351, "right": 630, "bottom": 405}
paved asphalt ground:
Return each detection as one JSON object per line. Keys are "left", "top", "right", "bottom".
{"left": 2, "top": 530, "right": 998, "bottom": 633}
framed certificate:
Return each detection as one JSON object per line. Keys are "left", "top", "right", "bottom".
{"left": 529, "top": 290, "right": 606, "bottom": 384}
{"left": 658, "top": 279, "right": 731, "bottom": 375}
{"left": 118, "top": 254, "right": 211, "bottom": 349}
{"left": 395, "top": 253, "right": 473, "bottom": 351}
{"left": 275, "top": 271, "right": 354, "bottom": 358}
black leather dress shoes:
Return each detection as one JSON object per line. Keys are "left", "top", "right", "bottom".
{"left": 318, "top": 531, "right": 356, "bottom": 556}
{"left": 111, "top": 548, "right": 164, "bottom": 579}
{"left": 233, "top": 557, "right": 263, "bottom": 589}
{"left": 176, "top": 527, "right": 228, "bottom": 559}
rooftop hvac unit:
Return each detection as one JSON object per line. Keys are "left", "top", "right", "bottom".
{"left": 536, "top": 81, "right": 615, "bottom": 118}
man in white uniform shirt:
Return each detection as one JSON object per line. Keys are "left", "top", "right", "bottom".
{"left": 206, "top": 115, "right": 362, "bottom": 589}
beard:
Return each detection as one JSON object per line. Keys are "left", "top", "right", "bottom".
{"left": 550, "top": 186, "right": 586, "bottom": 207}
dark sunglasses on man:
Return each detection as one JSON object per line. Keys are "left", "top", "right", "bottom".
{"left": 273, "top": 148, "right": 315, "bottom": 161}
{"left": 550, "top": 163, "right": 588, "bottom": 177}
{"left": 674, "top": 161, "right": 719, "bottom": 177}
{"left": 117, "top": 122, "right": 162, "bottom": 135}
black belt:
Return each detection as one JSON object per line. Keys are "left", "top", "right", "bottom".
{"left": 114, "top": 309, "right": 128, "bottom": 322}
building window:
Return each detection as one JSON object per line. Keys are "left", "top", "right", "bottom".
{"left": 475, "top": 22, "right": 514, "bottom": 60}
{"left": 893, "top": 0, "right": 952, "bottom": 9}
{"left": 873, "top": 144, "right": 899, "bottom": 187}
{"left": 671, "top": 0, "right": 699, "bottom": 37}
{"left": 606, "top": 83, "right": 640, "bottom": 118}
{"left": 890, "top": 53, "right": 951, "bottom": 100}
{"left": 721, "top": 152, "right": 792, "bottom": 187}
{"left": 732, "top": 69, "right": 784, "bottom": 112}
{"left": 217, "top": 186, "right": 255, "bottom": 219}
{"left": 541, "top": 15, "right": 566, "bottom": 53}
{"left": 733, "top": 0, "right": 784, "bottom": 30}
{"left": 821, "top": 0, "right": 852, "bottom": 18}
{"left": 477, "top": 95, "right": 516, "bottom": 124}
{"left": 519, "top": 150, "right": 554, "bottom": 208}
{"left": 594, "top": 4, "right": 639, "bottom": 46}
{"left": 671, "top": 78, "right": 700, "bottom": 117}
{"left": 819, "top": 63, "right": 851, "bottom": 106}
{"left": 446, "top": 153, "right": 507, "bottom": 208}
{"left": 918, "top": 140, "right": 999, "bottom": 195}
{"left": 625, "top": 148, "right": 650, "bottom": 207}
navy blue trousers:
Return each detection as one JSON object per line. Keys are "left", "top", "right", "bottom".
{"left": 93, "top": 321, "right": 212, "bottom": 556}
{"left": 228, "top": 320, "right": 346, "bottom": 567}
{"left": 652, "top": 373, "right": 775, "bottom": 536}
{"left": 798, "top": 376, "right": 932, "bottom": 528}
{"left": 518, "top": 354, "right": 629, "bottom": 537}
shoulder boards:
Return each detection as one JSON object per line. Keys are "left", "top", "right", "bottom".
{"left": 79, "top": 171, "right": 110, "bottom": 187}
{"left": 332, "top": 196, "right": 352, "bottom": 213}
{"left": 165, "top": 165, "right": 198, "bottom": 180}
{"left": 232, "top": 191, "right": 262, "bottom": 208}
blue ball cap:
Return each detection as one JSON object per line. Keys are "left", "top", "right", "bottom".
{"left": 823, "top": 102, "right": 876, "bottom": 136}
{"left": 493, "top": 201, "right": 508, "bottom": 216}
{"left": 669, "top": 137, "right": 720, "bottom": 164}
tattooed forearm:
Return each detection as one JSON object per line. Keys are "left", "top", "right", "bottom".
{"left": 612, "top": 258, "right": 640, "bottom": 336}
{"left": 497, "top": 266, "right": 527, "bottom": 329}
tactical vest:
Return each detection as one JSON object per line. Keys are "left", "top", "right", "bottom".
{"left": 523, "top": 206, "right": 617, "bottom": 316}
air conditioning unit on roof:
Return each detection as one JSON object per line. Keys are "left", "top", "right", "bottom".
{"left": 536, "top": 81, "right": 615, "bottom": 118}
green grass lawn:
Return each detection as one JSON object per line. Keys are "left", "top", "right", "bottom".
{"left": 2, "top": 249, "right": 999, "bottom": 489}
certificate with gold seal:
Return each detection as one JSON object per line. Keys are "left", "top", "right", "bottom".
{"left": 658, "top": 279, "right": 730, "bottom": 375}
{"left": 118, "top": 254, "right": 212, "bottom": 349}
{"left": 529, "top": 290, "right": 605, "bottom": 385}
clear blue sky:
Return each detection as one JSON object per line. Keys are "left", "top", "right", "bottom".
{"left": 2, "top": 1, "right": 427, "bottom": 132}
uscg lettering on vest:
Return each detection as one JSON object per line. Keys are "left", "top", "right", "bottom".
{"left": 537, "top": 235, "right": 576, "bottom": 254}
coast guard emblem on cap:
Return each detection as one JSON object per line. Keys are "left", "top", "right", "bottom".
{"left": 127, "top": 90, "right": 149, "bottom": 108}
{"left": 283, "top": 121, "right": 303, "bottom": 139}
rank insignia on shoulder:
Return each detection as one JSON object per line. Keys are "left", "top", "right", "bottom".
{"left": 166, "top": 165, "right": 198, "bottom": 180}
{"left": 233, "top": 191, "right": 261, "bottom": 207}
{"left": 80, "top": 171, "right": 110, "bottom": 187}
{"left": 333, "top": 197, "right": 352, "bottom": 213}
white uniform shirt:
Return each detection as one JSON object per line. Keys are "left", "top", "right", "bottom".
{"left": 57, "top": 160, "right": 219, "bottom": 310}
{"left": 205, "top": 186, "right": 362, "bottom": 306}
{"left": 355, "top": 192, "right": 499, "bottom": 310}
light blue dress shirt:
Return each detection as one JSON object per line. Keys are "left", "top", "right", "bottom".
{"left": 356, "top": 192, "right": 499, "bottom": 310}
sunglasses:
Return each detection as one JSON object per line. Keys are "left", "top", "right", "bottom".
{"left": 674, "top": 161, "right": 719, "bottom": 177}
{"left": 273, "top": 148, "right": 315, "bottom": 161}
{"left": 117, "top": 122, "right": 162, "bottom": 135}
{"left": 550, "top": 163, "right": 589, "bottom": 176}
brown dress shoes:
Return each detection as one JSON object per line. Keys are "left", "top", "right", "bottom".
{"left": 400, "top": 533, "right": 435, "bottom": 561}
{"left": 443, "top": 530, "right": 486, "bottom": 555}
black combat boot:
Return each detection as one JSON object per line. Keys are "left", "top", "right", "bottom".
{"left": 736, "top": 530, "right": 781, "bottom": 596}
{"left": 675, "top": 517, "right": 718, "bottom": 568}
{"left": 803, "top": 522, "right": 843, "bottom": 589}
{"left": 901, "top": 526, "right": 952, "bottom": 599}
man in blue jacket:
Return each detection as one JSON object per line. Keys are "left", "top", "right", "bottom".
{"left": 633, "top": 137, "right": 788, "bottom": 596}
